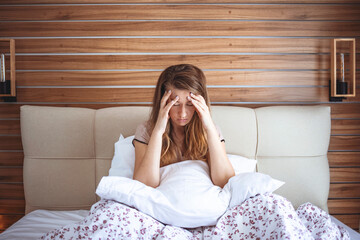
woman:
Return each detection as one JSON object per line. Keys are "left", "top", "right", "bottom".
{"left": 41, "top": 64, "right": 349, "bottom": 239}
{"left": 132, "top": 63, "right": 235, "bottom": 188}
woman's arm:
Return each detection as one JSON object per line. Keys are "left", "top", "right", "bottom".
{"left": 188, "top": 93, "right": 235, "bottom": 188}
{"left": 133, "top": 90, "right": 178, "bottom": 188}
{"left": 133, "top": 130, "right": 163, "bottom": 188}
{"left": 206, "top": 124, "right": 235, "bottom": 188}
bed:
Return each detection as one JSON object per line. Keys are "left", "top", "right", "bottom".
{"left": 0, "top": 105, "right": 359, "bottom": 239}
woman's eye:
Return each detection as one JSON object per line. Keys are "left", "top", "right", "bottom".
{"left": 186, "top": 104, "right": 193, "bottom": 106}
{"left": 173, "top": 104, "right": 180, "bottom": 106}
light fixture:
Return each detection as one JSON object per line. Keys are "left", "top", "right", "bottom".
{"left": 0, "top": 39, "right": 16, "bottom": 101}
{"left": 330, "top": 38, "right": 356, "bottom": 102}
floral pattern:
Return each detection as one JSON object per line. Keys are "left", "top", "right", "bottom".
{"left": 41, "top": 193, "right": 349, "bottom": 240}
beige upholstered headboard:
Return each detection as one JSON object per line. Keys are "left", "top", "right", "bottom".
{"left": 20, "top": 105, "right": 330, "bottom": 214}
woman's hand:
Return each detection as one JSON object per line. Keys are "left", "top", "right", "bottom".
{"left": 188, "top": 93, "right": 214, "bottom": 131}
{"left": 154, "top": 90, "right": 179, "bottom": 134}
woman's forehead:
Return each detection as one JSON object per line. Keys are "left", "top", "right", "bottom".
{"left": 167, "top": 88, "right": 191, "bottom": 101}
{"left": 168, "top": 87, "right": 190, "bottom": 95}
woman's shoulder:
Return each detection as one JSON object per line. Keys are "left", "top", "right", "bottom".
{"left": 134, "top": 121, "right": 151, "bottom": 145}
{"left": 136, "top": 121, "right": 149, "bottom": 130}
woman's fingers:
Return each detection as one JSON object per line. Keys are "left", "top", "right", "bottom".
{"left": 188, "top": 93, "right": 214, "bottom": 130}
{"left": 188, "top": 97, "right": 206, "bottom": 119}
{"left": 188, "top": 93, "right": 207, "bottom": 112}
{"left": 189, "top": 97, "right": 203, "bottom": 114}
{"left": 165, "top": 95, "right": 179, "bottom": 112}
{"left": 155, "top": 93, "right": 178, "bottom": 133}
{"left": 160, "top": 90, "right": 172, "bottom": 108}
{"left": 190, "top": 92, "right": 207, "bottom": 105}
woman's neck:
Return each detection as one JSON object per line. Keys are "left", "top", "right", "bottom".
{"left": 172, "top": 125, "right": 185, "bottom": 140}
{"left": 171, "top": 126, "right": 186, "bottom": 159}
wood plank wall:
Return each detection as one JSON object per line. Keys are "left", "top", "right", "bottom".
{"left": 0, "top": 0, "right": 359, "bottom": 233}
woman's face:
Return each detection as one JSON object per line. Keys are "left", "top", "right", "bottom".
{"left": 166, "top": 86, "right": 196, "bottom": 128}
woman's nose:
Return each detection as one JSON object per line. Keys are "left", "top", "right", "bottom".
{"left": 179, "top": 105, "right": 186, "bottom": 117}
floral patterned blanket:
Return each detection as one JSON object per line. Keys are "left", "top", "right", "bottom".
{"left": 41, "top": 193, "right": 349, "bottom": 240}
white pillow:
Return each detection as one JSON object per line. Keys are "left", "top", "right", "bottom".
{"left": 108, "top": 135, "right": 135, "bottom": 178}
{"left": 227, "top": 154, "right": 257, "bottom": 174}
{"left": 108, "top": 134, "right": 257, "bottom": 178}
{"left": 224, "top": 172, "right": 285, "bottom": 209}
{"left": 97, "top": 160, "right": 284, "bottom": 228}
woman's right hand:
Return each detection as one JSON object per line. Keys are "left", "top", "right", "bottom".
{"left": 154, "top": 90, "right": 178, "bottom": 134}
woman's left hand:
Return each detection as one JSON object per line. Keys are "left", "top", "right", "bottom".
{"left": 187, "top": 93, "right": 215, "bottom": 131}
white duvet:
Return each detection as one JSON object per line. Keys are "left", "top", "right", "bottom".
{"left": 96, "top": 160, "right": 284, "bottom": 228}
{"left": 40, "top": 193, "right": 350, "bottom": 240}
{"left": 37, "top": 160, "right": 350, "bottom": 239}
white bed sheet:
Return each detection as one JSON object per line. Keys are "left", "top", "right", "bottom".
{"left": 331, "top": 216, "right": 360, "bottom": 240}
{"left": 0, "top": 209, "right": 359, "bottom": 240}
{"left": 0, "top": 209, "right": 89, "bottom": 240}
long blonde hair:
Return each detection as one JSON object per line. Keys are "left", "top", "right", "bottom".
{"left": 148, "top": 64, "right": 211, "bottom": 166}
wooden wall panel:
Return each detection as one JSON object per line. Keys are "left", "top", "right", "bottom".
{"left": 329, "top": 184, "right": 360, "bottom": 198}
{"left": 0, "top": 215, "right": 22, "bottom": 232}
{"left": 15, "top": 55, "right": 331, "bottom": 70}
{"left": 0, "top": 199, "right": 24, "bottom": 214}
{"left": 0, "top": 168, "right": 22, "bottom": 183}
{"left": 328, "top": 199, "right": 360, "bottom": 214}
{"left": 1, "top": 21, "right": 360, "bottom": 37}
{"left": 16, "top": 87, "right": 329, "bottom": 103}
{"left": 332, "top": 119, "right": 360, "bottom": 135}
{"left": 329, "top": 136, "right": 360, "bottom": 151}
{"left": 0, "top": 0, "right": 359, "bottom": 233}
{"left": 11, "top": 38, "right": 360, "bottom": 53}
{"left": 0, "top": 183, "right": 24, "bottom": 199}
{"left": 0, "top": 136, "right": 22, "bottom": 151}
{"left": 328, "top": 152, "right": 360, "bottom": 167}
{"left": 330, "top": 103, "right": 360, "bottom": 118}
{"left": 0, "top": 152, "right": 23, "bottom": 167}
{"left": 1, "top": 0, "right": 360, "bottom": 4}
{"left": 16, "top": 70, "right": 332, "bottom": 86}
{"left": 0, "top": 120, "right": 20, "bottom": 135}
{"left": 330, "top": 168, "right": 360, "bottom": 183}
{"left": 1, "top": 5, "right": 360, "bottom": 21}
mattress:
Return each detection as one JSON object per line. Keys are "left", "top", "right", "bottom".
{"left": 0, "top": 209, "right": 359, "bottom": 240}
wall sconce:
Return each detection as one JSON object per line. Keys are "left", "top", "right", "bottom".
{"left": 0, "top": 39, "right": 16, "bottom": 102}
{"left": 330, "top": 38, "right": 356, "bottom": 102}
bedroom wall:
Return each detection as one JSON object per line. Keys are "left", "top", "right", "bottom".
{"left": 0, "top": 0, "right": 359, "bottom": 232}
